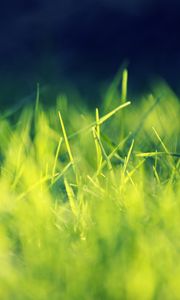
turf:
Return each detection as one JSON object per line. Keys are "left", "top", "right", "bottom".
{"left": 0, "top": 74, "right": 179, "bottom": 299}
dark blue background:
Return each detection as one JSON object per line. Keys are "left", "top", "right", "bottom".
{"left": 1, "top": 0, "right": 180, "bottom": 106}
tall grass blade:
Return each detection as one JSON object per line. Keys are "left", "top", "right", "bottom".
{"left": 121, "top": 69, "right": 128, "bottom": 103}
{"left": 99, "top": 101, "right": 131, "bottom": 125}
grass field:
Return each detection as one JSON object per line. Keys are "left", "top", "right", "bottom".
{"left": 0, "top": 72, "right": 179, "bottom": 299}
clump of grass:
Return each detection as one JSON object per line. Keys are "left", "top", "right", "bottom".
{"left": 0, "top": 74, "right": 179, "bottom": 300}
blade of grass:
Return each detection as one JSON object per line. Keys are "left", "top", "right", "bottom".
{"left": 123, "top": 139, "right": 134, "bottom": 175}
{"left": 58, "top": 111, "right": 78, "bottom": 183}
{"left": 58, "top": 111, "right": 74, "bottom": 164}
{"left": 98, "top": 102, "right": 131, "bottom": 125}
{"left": 50, "top": 162, "right": 72, "bottom": 187}
{"left": 98, "top": 138, "right": 126, "bottom": 175}
{"left": 120, "top": 140, "right": 134, "bottom": 187}
{"left": 17, "top": 174, "right": 53, "bottom": 200}
{"left": 152, "top": 127, "right": 179, "bottom": 175}
{"left": 124, "top": 159, "right": 145, "bottom": 184}
{"left": 95, "top": 108, "right": 102, "bottom": 170}
{"left": 87, "top": 175, "right": 104, "bottom": 194}
{"left": 68, "top": 102, "right": 131, "bottom": 139}
{"left": 64, "top": 177, "right": 78, "bottom": 217}
{"left": 136, "top": 151, "right": 180, "bottom": 158}
{"left": 121, "top": 69, "right": 128, "bottom": 103}
{"left": 152, "top": 127, "right": 169, "bottom": 154}
{"left": 136, "top": 151, "right": 165, "bottom": 158}
{"left": 51, "top": 137, "right": 63, "bottom": 183}
{"left": 104, "top": 62, "right": 128, "bottom": 109}
{"left": 92, "top": 127, "right": 115, "bottom": 182}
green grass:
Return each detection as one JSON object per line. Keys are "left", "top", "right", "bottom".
{"left": 0, "top": 76, "right": 179, "bottom": 300}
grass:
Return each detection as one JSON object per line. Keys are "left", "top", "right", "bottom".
{"left": 0, "top": 75, "right": 179, "bottom": 299}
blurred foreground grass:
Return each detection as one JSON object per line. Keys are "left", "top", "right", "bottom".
{"left": 0, "top": 75, "right": 179, "bottom": 299}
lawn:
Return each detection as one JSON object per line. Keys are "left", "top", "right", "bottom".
{"left": 0, "top": 72, "right": 179, "bottom": 299}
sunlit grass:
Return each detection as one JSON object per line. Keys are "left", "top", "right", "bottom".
{"left": 0, "top": 75, "right": 179, "bottom": 299}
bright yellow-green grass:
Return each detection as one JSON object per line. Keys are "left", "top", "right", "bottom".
{"left": 0, "top": 74, "right": 179, "bottom": 300}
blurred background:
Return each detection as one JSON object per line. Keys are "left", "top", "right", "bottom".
{"left": 1, "top": 0, "right": 180, "bottom": 107}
